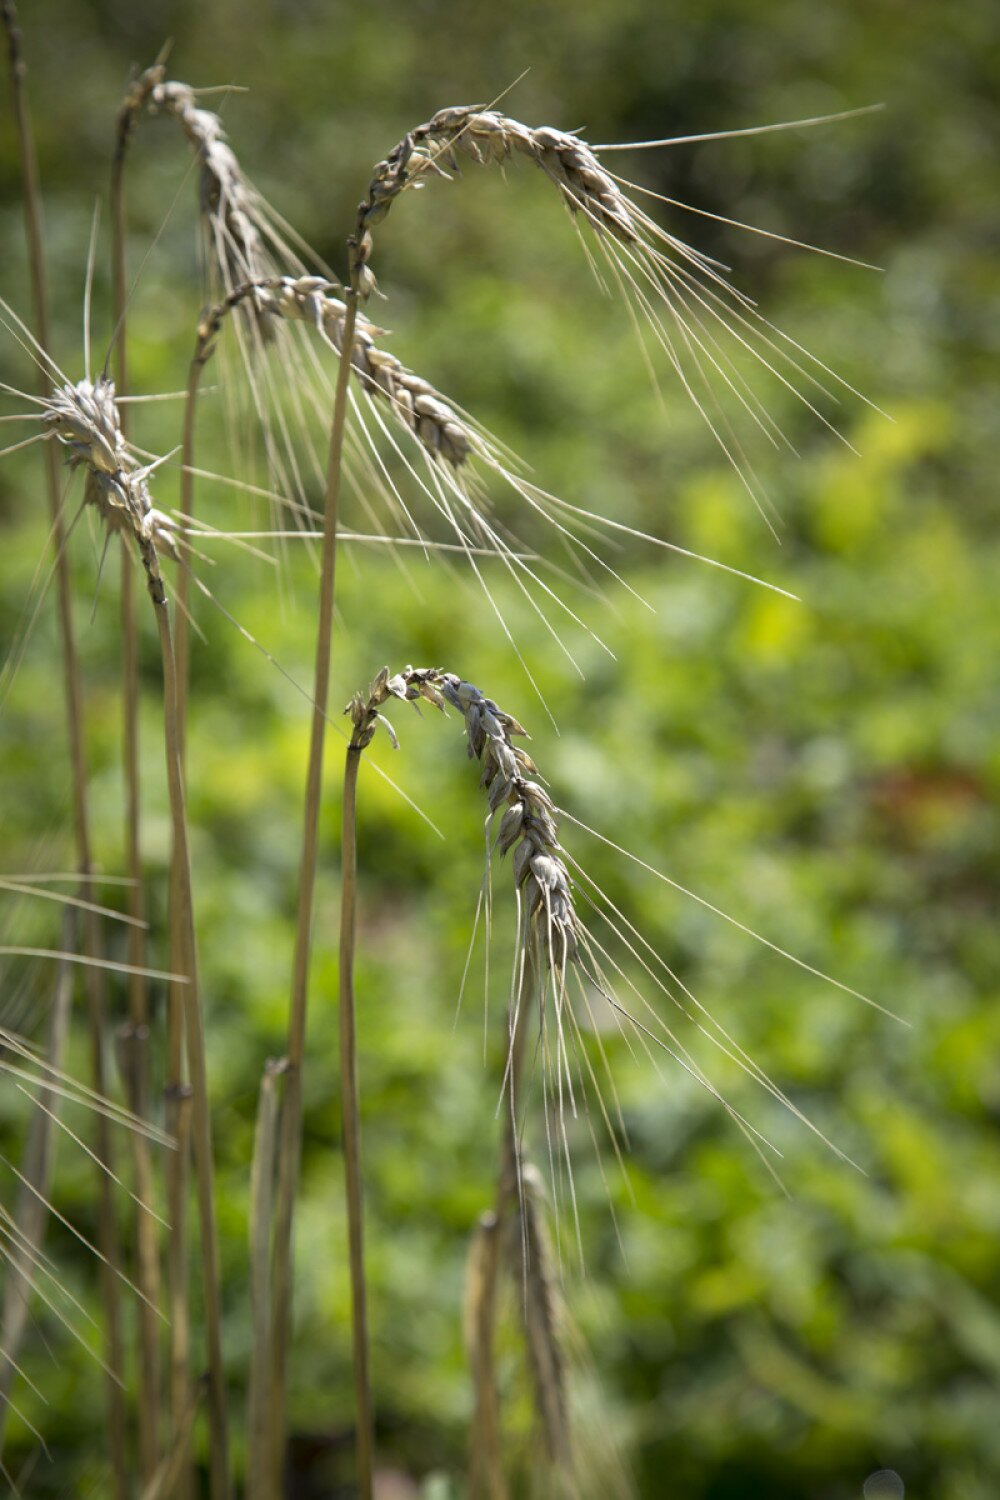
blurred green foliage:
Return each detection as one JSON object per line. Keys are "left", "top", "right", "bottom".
{"left": 1, "top": 1, "right": 998, "bottom": 1496}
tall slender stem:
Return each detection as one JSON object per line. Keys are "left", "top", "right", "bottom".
{"left": 269, "top": 286, "right": 359, "bottom": 1482}
{"left": 175, "top": 353, "right": 202, "bottom": 756}
{"left": 111, "top": 122, "right": 162, "bottom": 1487}
{"left": 468, "top": 958, "right": 533, "bottom": 1500}
{"left": 247, "top": 1059, "right": 283, "bottom": 1500}
{"left": 164, "top": 1078, "right": 192, "bottom": 1500}
{"left": 154, "top": 598, "right": 231, "bottom": 1500}
{"left": 3, "top": 7, "right": 128, "bottom": 1494}
{"left": 339, "top": 740, "right": 374, "bottom": 1500}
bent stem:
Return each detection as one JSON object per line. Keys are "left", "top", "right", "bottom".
{"left": 269, "top": 284, "right": 359, "bottom": 1480}
{"left": 3, "top": 7, "right": 128, "bottom": 1495}
{"left": 153, "top": 596, "right": 231, "bottom": 1500}
{"left": 339, "top": 735, "right": 375, "bottom": 1500}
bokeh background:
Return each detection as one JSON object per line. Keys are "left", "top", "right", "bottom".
{"left": 1, "top": 0, "right": 998, "bottom": 1496}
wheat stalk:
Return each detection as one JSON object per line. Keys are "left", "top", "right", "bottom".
{"left": 247, "top": 1059, "right": 284, "bottom": 1499}
{"left": 341, "top": 664, "right": 582, "bottom": 1493}
{"left": 108, "top": 131, "right": 162, "bottom": 1481}
{"left": 339, "top": 698, "right": 378, "bottom": 1499}
{"left": 514, "top": 1164, "right": 573, "bottom": 1477}
{"left": 465, "top": 1207, "right": 507, "bottom": 1500}
{"left": 267, "top": 268, "right": 359, "bottom": 1489}
{"left": 111, "top": 95, "right": 209, "bottom": 1471}
{"left": 466, "top": 945, "right": 536, "bottom": 1500}
{"left": 2, "top": 10, "right": 129, "bottom": 1493}
{"left": 42, "top": 375, "right": 232, "bottom": 1499}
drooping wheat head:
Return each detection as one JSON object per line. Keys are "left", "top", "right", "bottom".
{"left": 348, "top": 665, "right": 577, "bottom": 969}
{"left": 115, "top": 61, "right": 289, "bottom": 331}
{"left": 351, "top": 107, "right": 639, "bottom": 297}
{"left": 348, "top": 105, "right": 878, "bottom": 532}
{"left": 196, "top": 275, "right": 477, "bottom": 469}
{"left": 43, "top": 376, "right": 179, "bottom": 598}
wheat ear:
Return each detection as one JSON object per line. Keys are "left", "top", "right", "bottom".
{"left": 196, "top": 275, "right": 476, "bottom": 467}
{"left": 2, "top": 10, "right": 129, "bottom": 1494}
{"left": 354, "top": 105, "right": 877, "bottom": 528}
{"left": 353, "top": 107, "right": 638, "bottom": 297}
{"left": 175, "top": 271, "right": 477, "bottom": 709}
{"left": 342, "top": 663, "right": 580, "bottom": 1493}
{"left": 115, "top": 61, "right": 279, "bottom": 330}
{"left": 43, "top": 378, "right": 232, "bottom": 1499}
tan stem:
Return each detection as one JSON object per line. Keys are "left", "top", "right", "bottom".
{"left": 111, "top": 124, "right": 162, "bottom": 1487}
{"left": 247, "top": 1059, "right": 283, "bottom": 1500}
{"left": 339, "top": 742, "right": 375, "bottom": 1500}
{"left": 164, "top": 1082, "right": 193, "bottom": 1500}
{"left": 175, "top": 351, "right": 203, "bottom": 757}
{"left": 154, "top": 599, "right": 231, "bottom": 1500}
{"left": 3, "top": 6, "right": 128, "bottom": 1493}
{"left": 468, "top": 955, "right": 534, "bottom": 1500}
{"left": 269, "top": 287, "right": 358, "bottom": 1482}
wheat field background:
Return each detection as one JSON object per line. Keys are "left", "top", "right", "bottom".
{"left": 0, "top": 1, "right": 997, "bottom": 1496}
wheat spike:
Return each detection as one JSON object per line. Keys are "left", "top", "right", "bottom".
{"left": 352, "top": 107, "right": 638, "bottom": 296}
{"left": 115, "top": 61, "right": 296, "bottom": 337}
{"left": 42, "top": 376, "right": 178, "bottom": 600}
{"left": 348, "top": 666, "right": 577, "bottom": 971}
{"left": 197, "top": 276, "right": 476, "bottom": 468}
